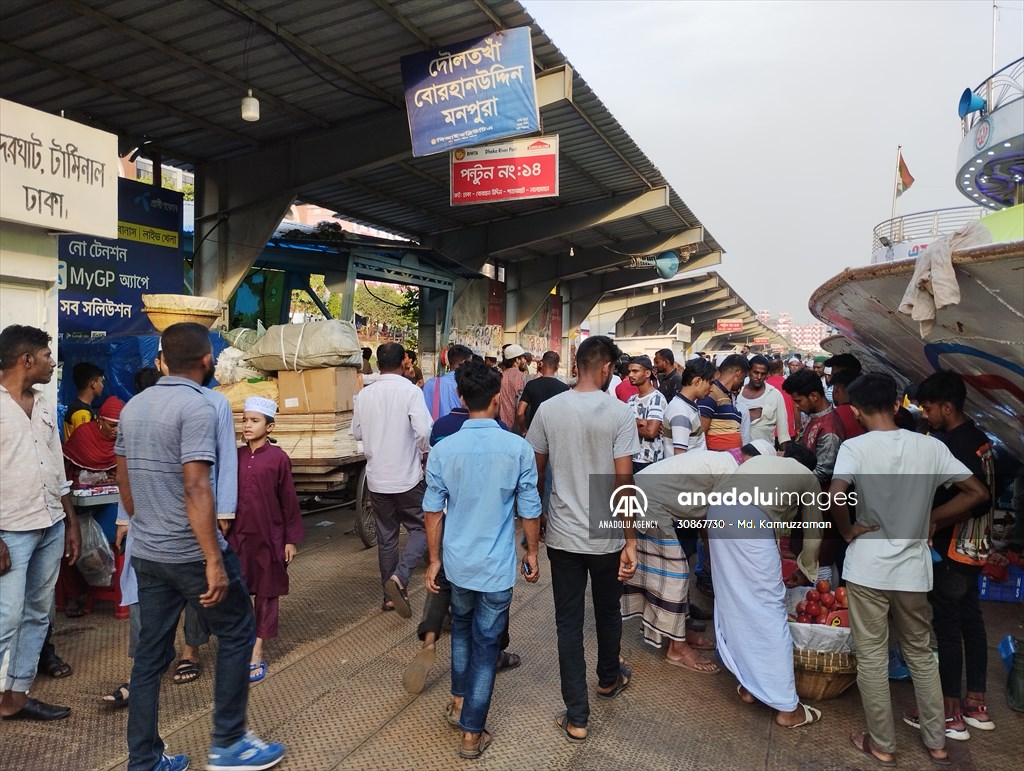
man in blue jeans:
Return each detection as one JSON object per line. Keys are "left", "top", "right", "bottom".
{"left": 423, "top": 360, "right": 542, "bottom": 760}
{"left": 116, "top": 323, "right": 284, "bottom": 771}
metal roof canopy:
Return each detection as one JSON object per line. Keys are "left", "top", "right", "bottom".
{"left": 0, "top": 0, "right": 724, "bottom": 330}
{"left": 588, "top": 271, "right": 788, "bottom": 350}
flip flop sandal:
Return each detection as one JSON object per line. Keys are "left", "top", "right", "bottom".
{"left": 458, "top": 730, "right": 493, "bottom": 759}
{"left": 596, "top": 663, "right": 632, "bottom": 699}
{"left": 172, "top": 659, "right": 201, "bottom": 684}
{"left": 445, "top": 701, "right": 462, "bottom": 728}
{"left": 736, "top": 684, "right": 756, "bottom": 703}
{"left": 849, "top": 732, "right": 896, "bottom": 767}
{"left": 39, "top": 655, "right": 73, "bottom": 678}
{"left": 100, "top": 683, "right": 130, "bottom": 708}
{"left": 929, "top": 750, "right": 952, "bottom": 766}
{"left": 248, "top": 661, "right": 267, "bottom": 683}
{"left": 785, "top": 703, "right": 822, "bottom": 729}
{"left": 666, "top": 656, "right": 720, "bottom": 675}
{"left": 554, "top": 711, "right": 587, "bottom": 744}
{"left": 496, "top": 651, "right": 521, "bottom": 673}
{"left": 403, "top": 646, "right": 436, "bottom": 694}
{"left": 384, "top": 577, "right": 411, "bottom": 618}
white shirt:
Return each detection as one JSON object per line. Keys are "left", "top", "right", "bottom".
{"left": 663, "top": 395, "right": 706, "bottom": 453}
{"left": 834, "top": 430, "right": 972, "bottom": 592}
{"left": 0, "top": 384, "right": 70, "bottom": 531}
{"left": 736, "top": 382, "right": 792, "bottom": 446}
{"left": 607, "top": 374, "right": 622, "bottom": 400}
{"left": 351, "top": 374, "right": 433, "bottom": 494}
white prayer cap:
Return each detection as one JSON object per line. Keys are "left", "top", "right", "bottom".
{"left": 687, "top": 352, "right": 702, "bottom": 362}
{"left": 787, "top": 356, "right": 801, "bottom": 364}
{"left": 749, "top": 439, "right": 777, "bottom": 457}
{"left": 243, "top": 396, "right": 277, "bottom": 419}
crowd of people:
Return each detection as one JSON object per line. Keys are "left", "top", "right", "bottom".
{"left": 1, "top": 321, "right": 1017, "bottom": 768}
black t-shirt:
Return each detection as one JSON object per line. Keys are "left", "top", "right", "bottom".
{"left": 932, "top": 417, "right": 989, "bottom": 570}
{"left": 520, "top": 376, "right": 570, "bottom": 429}
{"left": 657, "top": 369, "right": 682, "bottom": 402}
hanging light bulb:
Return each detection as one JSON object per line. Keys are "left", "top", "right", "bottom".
{"left": 241, "top": 88, "right": 260, "bottom": 122}
{"left": 569, "top": 244, "right": 575, "bottom": 257}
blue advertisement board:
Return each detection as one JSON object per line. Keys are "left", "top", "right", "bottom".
{"left": 57, "top": 178, "right": 184, "bottom": 335}
{"left": 400, "top": 26, "right": 540, "bottom": 157}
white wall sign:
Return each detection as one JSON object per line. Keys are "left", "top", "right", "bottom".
{"left": 0, "top": 98, "right": 118, "bottom": 238}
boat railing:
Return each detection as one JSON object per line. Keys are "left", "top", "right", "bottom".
{"left": 961, "top": 57, "right": 1024, "bottom": 137}
{"left": 872, "top": 207, "right": 987, "bottom": 251}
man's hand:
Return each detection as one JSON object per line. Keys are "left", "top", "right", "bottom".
{"left": 844, "top": 522, "right": 880, "bottom": 543}
{"left": 199, "top": 558, "right": 228, "bottom": 607}
{"left": 425, "top": 559, "right": 442, "bottom": 593}
{"left": 784, "top": 570, "right": 812, "bottom": 589}
{"left": 618, "top": 541, "right": 637, "bottom": 582}
{"left": 0, "top": 537, "right": 10, "bottom": 576}
{"left": 284, "top": 543, "right": 297, "bottom": 565}
{"left": 64, "top": 518, "right": 81, "bottom": 566}
{"left": 115, "top": 524, "right": 128, "bottom": 553}
{"left": 522, "top": 552, "right": 539, "bottom": 583}
{"left": 217, "top": 520, "right": 232, "bottom": 537}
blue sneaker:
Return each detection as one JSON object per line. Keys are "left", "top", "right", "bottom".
{"left": 206, "top": 731, "right": 285, "bottom": 771}
{"left": 157, "top": 754, "right": 190, "bottom": 771}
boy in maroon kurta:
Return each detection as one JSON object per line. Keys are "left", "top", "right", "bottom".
{"left": 230, "top": 397, "right": 303, "bottom": 682}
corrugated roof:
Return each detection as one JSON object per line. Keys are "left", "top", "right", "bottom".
{"left": 0, "top": 0, "right": 723, "bottom": 274}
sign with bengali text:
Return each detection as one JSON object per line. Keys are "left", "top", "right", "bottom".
{"left": 753, "top": 337, "right": 771, "bottom": 345}
{"left": 0, "top": 98, "right": 117, "bottom": 237}
{"left": 451, "top": 136, "right": 558, "bottom": 205}
{"left": 401, "top": 27, "right": 540, "bottom": 157}
{"left": 716, "top": 319, "right": 744, "bottom": 333}
{"left": 57, "top": 178, "right": 183, "bottom": 335}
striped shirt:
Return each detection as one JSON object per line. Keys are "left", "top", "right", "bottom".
{"left": 703, "top": 380, "right": 743, "bottom": 451}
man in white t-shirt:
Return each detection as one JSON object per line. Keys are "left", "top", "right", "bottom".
{"left": 736, "top": 355, "right": 791, "bottom": 448}
{"left": 625, "top": 356, "right": 666, "bottom": 474}
{"left": 662, "top": 358, "right": 714, "bottom": 455}
{"left": 827, "top": 374, "right": 987, "bottom": 767}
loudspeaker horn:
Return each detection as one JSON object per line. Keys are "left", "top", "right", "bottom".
{"left": 958, "top": 88, "right": 987, "bottom": 119}
{"left": 655, "top": 251, "right": 679, "bottom": 280}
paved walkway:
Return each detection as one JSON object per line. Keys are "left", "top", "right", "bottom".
{"left": 3, "top": 506, "right": 1021, "bottom": 770}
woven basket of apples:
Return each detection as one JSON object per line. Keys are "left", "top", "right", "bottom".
{"left": 787, "top": 580, "right": 858, "bottom": 700}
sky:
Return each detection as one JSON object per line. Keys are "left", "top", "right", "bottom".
{"left": 525, "top": 0, "right": 1024, "bottom": 323}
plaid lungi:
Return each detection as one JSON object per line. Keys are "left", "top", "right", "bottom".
{"left": 621, "top": 526, "right": 690, "bottom": 645}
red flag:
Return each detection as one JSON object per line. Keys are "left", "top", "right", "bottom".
{"left": 895, "top": 151, "right": 915, "bottom": 198}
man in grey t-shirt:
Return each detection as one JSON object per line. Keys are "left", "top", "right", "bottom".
{"left": 116, "top": 323, "right": 284, "bottom": 771}
{"left": 526, "top": 336, "right": 639, "bottom": 742}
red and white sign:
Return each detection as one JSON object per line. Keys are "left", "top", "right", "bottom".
{"left": 451, "top": 136, "right": 559, "bottom": 205}
{"left": 753, "top": 337, "right": 771, "bottom": 345}
{"left": 716, "top": 319, "right": 744, "bottom": 333}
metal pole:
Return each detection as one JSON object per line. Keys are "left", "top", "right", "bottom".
{"left": 889, "top": 145, "right": 901, "bottom": 241}
{"left": 992, "top": 1, "right": 997, "bottom": 73}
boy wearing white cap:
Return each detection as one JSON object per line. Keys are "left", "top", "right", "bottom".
{"left": 230, "top": 397, "right": 304, "bottom": 683}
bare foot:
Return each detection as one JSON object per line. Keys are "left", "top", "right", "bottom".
{"left": 736, "top": 684, "right": 756, "bottom": 704}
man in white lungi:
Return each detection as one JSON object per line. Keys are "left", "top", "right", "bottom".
{"left": 708, "top": 440, "right": 825, "bottom": 728}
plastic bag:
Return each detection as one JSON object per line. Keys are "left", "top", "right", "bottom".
{"left": 222, "top": 320, "right": 266, "bottom": 353}
{"left": 214, "top": 346, "right": 270, "bottom": 385}
{"left": 244, "top": 320, "right": 362, "bottom": 371}
{"left": 77, "top": 515, "right": 115, "bottom": 588}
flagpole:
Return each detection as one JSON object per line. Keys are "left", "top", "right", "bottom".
{"left": 889, "top": 145, "right": 901, "bottom": 240}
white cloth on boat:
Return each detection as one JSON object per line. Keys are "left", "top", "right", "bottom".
{"left": 898, "top": 221, "right": 989, "bottom": 336}
{"left": 710, "top": 502, "right": 799, "bottom": 712}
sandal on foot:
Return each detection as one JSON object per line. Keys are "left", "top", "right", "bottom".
{"left": 962, "top": 702, "right": 994, "bottom": 731}
{"left": 850, "top": 732, "right": 896, "bottom": 767}
{"left": 172, "top": 658, "right": 201, "bottom": 684}
{"left": 445, "top": 700, "right": 462, "bottom": 728}
{"left": 737, "top": 684, "right": 756, "bottom": 703}
{"left": 496, "top": 651, "right": 521, "bottom": 673}
{"left": 384, "top": 576, "right": 411, "bottom": 618}
{"left": 596, "top": 663, "right": 631, "bottom": 699}
{"left": 685, "top": 636, "right": 716, "bottom": 652}
{"left": 100, "top": 683, "right": 130, "bottom": 707}
{"left": 554, "top": 710, "right": 587, "bottom": 744}
{"left": 248, "top": 661, "right": 267, "bottom": 683}
{"left": 403, "top": 646, "right": 436, "bottom": 694}
{"left": 784, "top": 703, "right": 822, "bottom": 729}
{"left": 39, "top": 654, "right": 72, "bottom": 678}
{"left": 458, "top": 729, "right": 493, "bottom": 759}
{"left": 667, "top": 655, "right": 720, "bottom": 674}
{"left": 928, "top": 748, "right": 952, "bottom": 766}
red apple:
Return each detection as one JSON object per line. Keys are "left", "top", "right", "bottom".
{"left": 805, "top": 601, "right": 821, "bottom": 617}
{"left": 796, "top": 614, "right": 812, "bottom": 624}
{"left": 835, "top": 587, "right": 848, "bottom": 607}
{"left": 805, "top": 589, "right": 820, "bottom": 603}
{"left": 816, "top": 579, "right": 831, "bottom": 595}
{"left": 796, "top": 600, "right": 808, "bottom": 614}
{"left": 821, "top": 593, "right": 836, "bottom": 609}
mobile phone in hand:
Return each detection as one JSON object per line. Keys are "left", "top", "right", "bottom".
{"left": 522, "top": 558, "right": 532, "bottom": 576}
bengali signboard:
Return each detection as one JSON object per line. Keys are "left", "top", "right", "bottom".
{"left": 716, "top": 319, "right": 744, "bottom": 333}
{"left": 451, "top": 136, "right": 558, "bottom": 205}
{"left": 57, "top": 179, "right": 183, "bottom": 335}
{"left": 753, "top": 337, "right": 771, "bottom": 345}
{"left": 0, "top": 98, "right": 117, "bottom": 237}
{"left": 400, "top": 27, "right": 540, "bottom": 157}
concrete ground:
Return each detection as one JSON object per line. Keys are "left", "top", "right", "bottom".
{"left": 3, "top": 506, "right": 1022, "bottom": 771}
